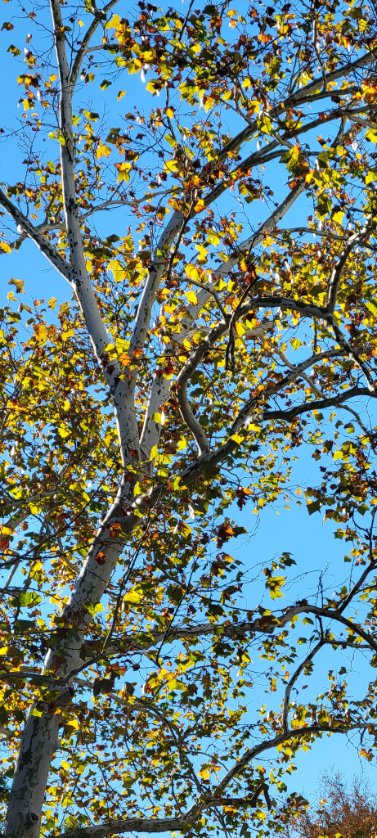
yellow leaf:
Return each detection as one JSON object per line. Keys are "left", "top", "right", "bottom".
{"left": 290, "top": 337, "right": 301, "bottom": 349}
{"left": 366, "top": 128, "right": 377, "bottom": 142}
{"left": 332, "top": 210, "right": 344, "bottom": 225}
{"left": 185, "top": 264, "right": 200, "bottom": 282}
{"left": 0, "top": 241, "right": 12, "bottom": 254}
{"left": 195, "top": 243, "right": 207, "bottom": 263}
{"left": 145, "top": 80, "right": 160, "bottom": 94}
{"left": 115, "top": 162, "right": 131, "bottom": 182}
{"left": 207, "top": 231, "right": 221, "bottom": 245}
{"left": 235, "top": 321, "right": 245, "bottom": 337}
{"left": 9, "top": 277, "right": 24, "bottom": 292}
{"left": 0, "top": 526, "right": 13, "bottom": 536}
{"left": 34, "top": 323, "right": 48, "bottom": 344}
{"left": 96, "top": 143, "right": 111, "bottom": 159}
{"left": 58, "top": 425, "right": 70, "bottom": 439}
{"left": 165, "top": 159, "right": 179, "bottom": 174}
{"left": 108, "top": 259, "right": 126, "bottom": 282}
{"left": 66, "top": 718, "right": 79, "bottom": 730}
{"left": 366, "top": 300, "right": 377, "bottom": 318}
{"left": 106, "top": 13, "right": 121, "bottom": 29}
{"left": 194, "top": 198, "right": 205, "bottom": 212}
{"left": 186, "top": 289, "right": 198, "bottom": 305}
{"left": 365, "top": 171, "right": 377, "bottom": 185}
{"left": 123, "top": 587, "right": 143, "bottom": 604}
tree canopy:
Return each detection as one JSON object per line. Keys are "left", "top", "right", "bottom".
{"left": 0, "top": 0, "right": 377, "bottom": 836}
{"left": 294, "top": 772, "right": 377, "bottom": 838}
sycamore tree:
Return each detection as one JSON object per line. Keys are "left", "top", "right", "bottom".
{"left": 0, "top": 0, "right": 377, "bottom": 836}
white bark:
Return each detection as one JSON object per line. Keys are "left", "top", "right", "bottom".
{"left": 50, "top": 0, "right": 140, "bottom": 466}
{"left": 5, "top": 714, "right": 60, "bottom": 838}
{"left": 0, "top": 188, "right": 70, "bottom": 280}
{"left": 141, "top": 182, "right": 305, "bottom": 456}
{"left": 129, "top": 212, "right": 185, "bottom": 359}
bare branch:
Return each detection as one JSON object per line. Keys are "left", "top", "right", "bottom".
{"left": 70, "top": 0, "right": 120, "bottom": 89}
{"left": 58, "top": 813, "right": 194, "bottom": 837}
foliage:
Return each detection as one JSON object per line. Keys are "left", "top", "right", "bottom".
{"left": 294, "top": 773, "right": 377, "bottom": 838}
{"left": 0, "top": 0, "right": 376, "bottom": 836}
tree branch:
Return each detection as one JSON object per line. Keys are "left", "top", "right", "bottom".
{"left": 128, "top": 211, "right": 187, "bottom": 359}
{"left": 205, "top": 105, "right": 365, "bottom": 208}
{"left": 262, "top": 386, "right": 377, "bottom": 423}
{"left": 326, "top": 225, "right": 370, "bottom": 313}
{"left": 282, "top": 639, "right": 325, "bottom": 733}
{"left": 51, "top": 0, "right": 140, "bottom": 465}
{"left": 211, "top": 722, "right": 376, "bottom": 801}
{"left": 59, "top": 813, "right": 195, "bottom": 837}
{"left": 69, "top": 0, "right": 120, "bottom": 89}
{"left": 216, "top": 48, "right": 377, "bottom": 160}
{"left": 0, "top": 188, "right": 71, "bottom": 280}
{"left": 175, "top": 320, "right": 226, "bottom": 455}
{"left": 58, "top": 721, "right": 377, "bottom": 837}
{"left": 329, "top": 318, "right": 376, "bottom": 393}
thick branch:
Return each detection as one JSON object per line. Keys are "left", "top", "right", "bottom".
{"left": 175, "top": 320, "right": 226, "bottom": 455}
{"left": 326, "top": 226, "right": 369, "bottom": 312}
{"left": 58, "top": 813, "right": 195, "bottom": 837}
{"left": 262, "top": 386, "right": 376, "bottom": 423}
{"left": 129, "top": 212, "right": 186, "bottom": 360}
{"left": 0, "top": 188, "right": 70, "bottom": 280}
{"left": 51, "top": 0, "right": 140, "bottom": 464}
